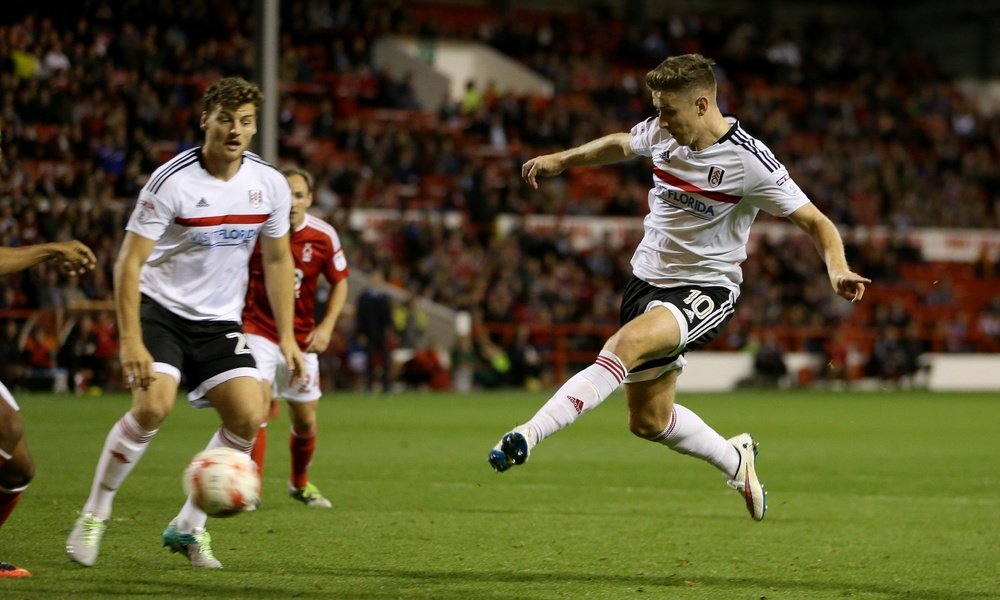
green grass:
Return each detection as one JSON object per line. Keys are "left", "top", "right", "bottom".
{"left": 2, "top": 389, "right": 998, "bottom": 599}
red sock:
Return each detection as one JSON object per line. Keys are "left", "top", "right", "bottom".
{"left": 289, "top": 431, "right": 315, "bottom": 490}
{"left": 0, "top": 491, "right": 21, "bottom": 528}
{"left": 250, "top": 423, "right": 268, "bottom": 487}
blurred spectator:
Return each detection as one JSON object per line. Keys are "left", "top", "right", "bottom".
{"left": 973, "top": 243, "right": 996, "bottom": 279}
{"left": 0, "top": 320, "right": 23, "bottom": 383}
{"left": 473, "top": 330, "right": 510, "bottom": 389}
{"left": 392, "top": 292, "right": 428, "bottom": 351}
{"left": 354, "top": 270, "right": 394, "bottom": 392}
{"left": 505, "top": 324, "right": 543, "bottom": 390}
{"left": 749, "top": 332, "right": 789, "bottom": 388}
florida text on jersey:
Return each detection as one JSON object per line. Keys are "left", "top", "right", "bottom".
{"left": 242, "top": 213, "right": 350, "bottom": 349}
{"left": 126, "top": 148, "right": 292, "bottom": 322}
{"left": 628, "top": 115, "right": 810, "bottom": 296}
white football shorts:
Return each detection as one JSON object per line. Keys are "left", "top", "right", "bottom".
{"left": 245, "top": 333, "right": 321, "bottom": 402}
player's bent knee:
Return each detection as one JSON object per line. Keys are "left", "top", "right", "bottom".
{"left": 0, "top": 413, "right": 24, "bottom": 450}
{"left": 130, "top": 404, "right": 171, "bottom": 430}
{"left": 291, "top": 420, "right": 317, "bottom": 438}
{"left": 628, "top": 414, "right": 669, "bottom": 440}
{"left": 223, "top": 413, "right": 264, "bottom": 442}
{"left": 0, "top": 458, "right": 34, "bottom": 491}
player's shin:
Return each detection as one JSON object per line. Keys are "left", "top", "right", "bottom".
{"left": 521, "top": 350, "right": 627, "bottom": 447}
{"left": 84, "top": 412, "right": 157, "bottom": 519}
{"left": 173, "top": 426, "right": 255, "bottom": 532}
{"left": 289, "top": 426, "right": 315, "bottom": 489}
{"left": 647, "top": 403, "right": 739, "bottom": 476}
{"left": 250, "top": 422, "right": 267, "bottom": 480}
{"left": 0, "top": 484, "right": 23, "bottom": 527}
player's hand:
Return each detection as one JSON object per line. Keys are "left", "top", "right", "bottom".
{"left": 119, "top": 340, "right": 155, "bottom": 390}
{"left": 833, "top": 271, "right": 871, "bottom": 303}
{"left": 281, "top": 339, "right": 307, "bottom": 386}
{"left": 305, "top": 328, "right": 332, "bottom": 354}
{"left": 50, "top": 240, "right": 97, "bottom": 276}
{"left": 521, "top": 155, "right": 563, "bottom": 189}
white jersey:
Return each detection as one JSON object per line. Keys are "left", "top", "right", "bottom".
{"left": 126, "top": 148, "right": 291, "bottom": 321}
{"left": 629, "top": 116, "right": 809, "bottom": 298}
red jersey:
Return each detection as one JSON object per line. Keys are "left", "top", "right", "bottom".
{"left": 243, "top": 213, "right": 350, "bottom": 349}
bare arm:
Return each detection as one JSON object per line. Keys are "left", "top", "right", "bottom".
{"left": 259, "top": 233, "right": 306, "bottom": 381}
{"left": 522, "top": 132, "right": 634, "bottom": 189}
{"left": 306, "top": 277, "right": 348, "bottom": 354}
{"left": 0, "top": 241, "right": 96, "bottom": 276}
{"left": 788, "top": 203, "right": 871, "bottom": 302}
{"left": 113, "top": 232, "right": 156, "bottom": 389}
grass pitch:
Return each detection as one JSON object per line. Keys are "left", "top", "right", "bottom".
{"left": 1, "top": 389, "right": 997, "bottom": 599}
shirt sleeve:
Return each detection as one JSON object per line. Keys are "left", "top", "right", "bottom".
{"left": 322, "top": 228, "right": 350, "bottom": 283}
{"left": 628, "top": 117, "right": 657, "bottom": 158}
{"left": 746, "top": 167, "right": 810, "bottom": 217}
{"left": 125, "top": 189, "right": 172, "bottom": 241}
{"left": 260, "top": 173, "right": 292, "bottom": 239}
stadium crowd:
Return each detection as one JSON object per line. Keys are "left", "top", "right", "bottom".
{"left": 1, "top": 0, "right": 998, "bottom": 392}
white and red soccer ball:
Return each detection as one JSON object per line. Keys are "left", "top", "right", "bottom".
{"left": 183, "top": 447, "right": 260, "bottom": 518}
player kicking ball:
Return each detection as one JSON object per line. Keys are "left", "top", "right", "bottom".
{"left": 488, "top": 54, "right": 869, "bottom": 521}
{"left": 245, "top": 168, "right": 349, "bottom": 509}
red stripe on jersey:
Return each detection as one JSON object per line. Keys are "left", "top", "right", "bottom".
{"left": 174, "top": 214, "right": 269, "bottom": 227}
{"left": 652, "top": 166, "right": 741, "bottom": 204}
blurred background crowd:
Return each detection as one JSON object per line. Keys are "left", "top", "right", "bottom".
{"left": 1, "top": 0, "right": 998, "bottom": 394}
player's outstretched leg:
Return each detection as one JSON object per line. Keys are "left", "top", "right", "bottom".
{"left": 0, "top": 560, "right": 30, "bottom": 578}
{"left": 66, "top": 513, "right": 108, "bottom": 567}
{"left": 162, "top": 523, "right": 222, "bottom": 569}
{"left": 488, "top": 430, "right": 530, "bottom": 473}
{"left": 487, "top": 351, "right": 626, "bottom": 473}
{"left": 726, "top": 433, "right": 767, "bottom": 521}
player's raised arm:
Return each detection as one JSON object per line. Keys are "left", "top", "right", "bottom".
{"left": 522, "top": 132, "right": 634, "bottom": 189}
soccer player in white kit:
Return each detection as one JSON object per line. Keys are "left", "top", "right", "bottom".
{"left": 488, "top": 54, "right": 870, "bottom": 521}
{"left": 0, "top": 241, "right": 96, "bottom": 578}
{"left": 66, "top": 77, "right": 305, "bottom": 569}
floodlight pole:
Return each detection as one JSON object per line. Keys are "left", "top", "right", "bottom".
{"left": 254, "top": 0, "right": 279, "bottom": 164}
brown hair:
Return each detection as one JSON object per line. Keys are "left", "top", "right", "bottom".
{"left": 282, "top": 167, "right": 314, "bottom": 192}
{"left": 645, "top": 54, "right": 717, "bottom": 94}
{"left": 202, "top": 77, "right": 264, "bottom": 114}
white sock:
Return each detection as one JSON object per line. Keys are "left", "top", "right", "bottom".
{"left": 173, "top": 427, "right": 254, "bottom": 533}
{"left": 648, "top": 404, "right": 739, "bottom": 477}
{"left": 83, "top": 412, "right": 157, "bottom": 520}
{"left": 519, "top": 351, "right": 626, "bottom": 447}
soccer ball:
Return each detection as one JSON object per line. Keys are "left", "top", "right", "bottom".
{"left": 182, "top": 447, "right": 260, "bottom": 518}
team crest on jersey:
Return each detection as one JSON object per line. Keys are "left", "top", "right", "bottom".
{"left": 707, "top": 166, "right": 725, "bottom": 187}
{"left": 302, "top": 242, "right": 313, "bottom": 263}
{"left": 249, "top": 189, "right": 263, "bottom": 208}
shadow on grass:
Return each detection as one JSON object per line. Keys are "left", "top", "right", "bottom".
{"left": 14, "top": 565, "right": 991, "bottom": 600}
{"left": 322, "top": 566, "right": 992, "bottom": 600}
